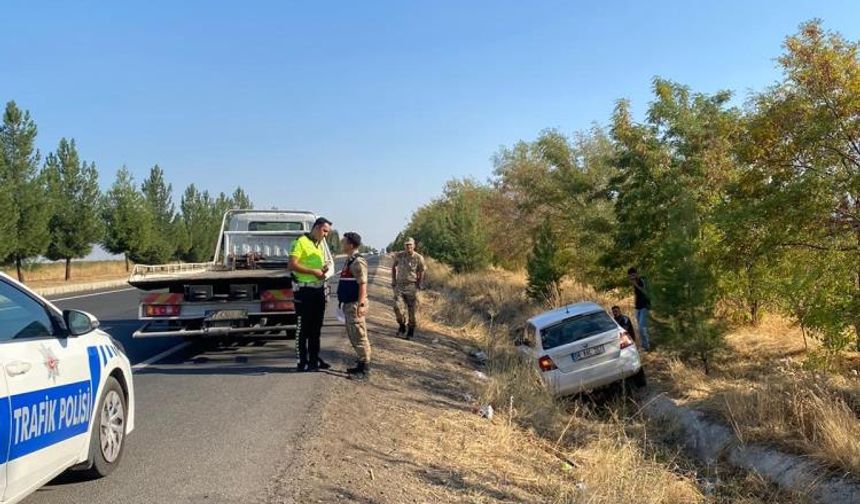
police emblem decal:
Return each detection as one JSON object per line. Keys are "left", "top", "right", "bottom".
{"left": 39, "top": 345, "right": 60, "bottom": 382}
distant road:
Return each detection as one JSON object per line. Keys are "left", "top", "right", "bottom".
{"left": 28, "top": 256, "right": 373, "bottom": 503}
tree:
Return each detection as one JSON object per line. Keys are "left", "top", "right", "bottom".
{"left": 102, "top": 167, "right": 152, "bottom": 269}
{"left": 0, "top": 132, "right": 16, "bottom": 262}
{"left": 526, "top": 218, "right": 566, "bottom": 305}
{"left": 44, "top": 138, "right": 103, "bottom": 280}
{"left": 0, "top": 101, "right": 51, "bottom": 281}
{"left": 181, "top": 184, "right": 219, "bottom": 263}
{"left": 231, "top": 187, "right": 253, "bottom": 209}
{"left": 327, "top": 229, "right": 342, "bottom": 254}
{"left": 141, "top": 165, "right": 184, "bottom": 263}
{"left": 743, "top": 20, "right": 860, "bottom": 348}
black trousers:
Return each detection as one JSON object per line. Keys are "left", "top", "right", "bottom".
{"left": 295, "top": 286, "right": 327, "bottom": 365}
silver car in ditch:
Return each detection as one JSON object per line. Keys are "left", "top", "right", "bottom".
{"left": 518, "top": 301, "right": 645, "bottom": 396}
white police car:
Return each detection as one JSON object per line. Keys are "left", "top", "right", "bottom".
{"left": 0, "top": 272, "right": 135, "bottom": 503}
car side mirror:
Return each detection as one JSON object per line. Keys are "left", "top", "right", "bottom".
{"left": 63, "top": 309, "right": 100, "bottom": 336}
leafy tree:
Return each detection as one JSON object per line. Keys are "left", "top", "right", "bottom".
{"left": 0, "top": 101, "right": 51, "bottom": 281}
{"left": 44, "top": 138, "right": 103, "bottom": 280}
{"left": 102, "top": 167, "right": 152, "bottom": 269}
{"left": 744, "top": 20, "right": 860, "bottom": 348}
{"left": 526, "top": 218, "right": 566, "bottom": 305}
{"left": 180, "top": 184, "right": 219, "bottom": 263}
{"left": 141, "top": 165, "right": 185, "bottom": 263}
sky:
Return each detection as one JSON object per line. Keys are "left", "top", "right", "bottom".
{"left": 2, "top": 1, "right": 860, "bottom": 250}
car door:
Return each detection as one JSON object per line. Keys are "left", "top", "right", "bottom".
{"left": 0, "top": 360, "right": 9, "bottom": 502}
{"left": 0, "top": 279, "right": 92, "bottom": 500}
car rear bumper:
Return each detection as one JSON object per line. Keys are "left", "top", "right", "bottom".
{"left": 543, "top": 346, "right": 642, "bottom": 396}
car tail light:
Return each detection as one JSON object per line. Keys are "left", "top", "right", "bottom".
{"left": 538, "top": 355, "right": 557, "bottom": 372}
{"left": 620, "top": 330, "right": 634, "bottom": 349}
{"left": 144, "top": 304, "right": 181, "bottom": 317}
{"left": 262, "top": 300, "right": 294, "bottom": 312}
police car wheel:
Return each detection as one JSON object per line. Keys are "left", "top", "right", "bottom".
{"left": 85, "top": 377, "right": 127, "bottom": 477}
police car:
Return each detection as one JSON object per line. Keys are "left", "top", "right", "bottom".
{"left": 0, "top": 272, "right": 135, "bottom": 504}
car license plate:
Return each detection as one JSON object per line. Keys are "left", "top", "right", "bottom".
{"left": 572, "top": 344, "right": 605, "bottom": 362}
{"left": 205, "top": 309, "right": 248, "bottom": 321}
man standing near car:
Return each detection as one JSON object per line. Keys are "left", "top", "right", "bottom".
{"left": 611, "top": 305, "right": 636, "bottom": 343}
{"left": 628, "top": 267, "right": 651, "bottom": 351}
{"left": 392, "top": 237, "right": 425, "bottom": 339}
{"left": 337, "top": 232, "right": 371, "bottom": 380}
{"left": 289, "top": 217, "right": 334, "bottom": 371}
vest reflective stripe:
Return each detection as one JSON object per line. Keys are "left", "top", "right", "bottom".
{"left": 290, "top": 235, "right": 325, "bottom": 283}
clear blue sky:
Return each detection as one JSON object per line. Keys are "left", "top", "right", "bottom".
{"left": 2, "top": 1, "right": 859, "bottom": 249}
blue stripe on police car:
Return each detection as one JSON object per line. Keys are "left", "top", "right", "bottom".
{"left": 0, "top": 345, "right": 111, "bottom": 464}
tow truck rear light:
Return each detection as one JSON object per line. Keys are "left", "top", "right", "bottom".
{"left": 620, "top": 330, "right": 635, "bottom": 349}
{"left": 144, "top": 304, "right": 181, "bottom": 317}
{"left": 538, "top": 355, "right": 557, "bottom": 372}
{"left": 262, "top": 300, "right": 294, "bottom": 312}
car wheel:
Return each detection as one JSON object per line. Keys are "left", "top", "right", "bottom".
{"left": 84, "top": 376, "right": 127, "bottom": 478}
{"left": 631, "top": 368, "right": 647, "bottom": 388}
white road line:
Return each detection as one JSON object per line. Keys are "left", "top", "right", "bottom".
{"left": 50, "top": 287, "right": 137, "bottom": 302}
{"left": 132, "top": 342, "right": 192, "bottom": 371}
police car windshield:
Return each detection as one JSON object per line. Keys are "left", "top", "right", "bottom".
{"left": 248, "top": 221, "right": 304, "bottom": 232}
{"left": 540, "top": 311, "right": 617, "bottom": 350}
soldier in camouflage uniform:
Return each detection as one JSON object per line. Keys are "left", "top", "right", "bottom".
{"left": 392, "top": 237, "right": 426, "bottom": 339}
{"left": 337, "top": 232, "right": 372, "bottom": 380}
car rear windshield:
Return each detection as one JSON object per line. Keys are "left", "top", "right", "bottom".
{"left": 540, "top": 311, "right": 617, "bottom": 350}
{"left": 248, "top": 221, "right": 304, "bottom": 232}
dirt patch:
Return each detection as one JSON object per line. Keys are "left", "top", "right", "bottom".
{"left": 262, "top": 263, "right": 583, "bottom": 503}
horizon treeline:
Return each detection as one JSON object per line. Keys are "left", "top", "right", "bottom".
{"left": 0, "top": 101, "right": 254, "bottom": 281}
{"left": 391, "top": 20, "right": 860, "bottom": 370}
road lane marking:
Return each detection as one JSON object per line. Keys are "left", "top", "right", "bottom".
{"left": 50, "top": 287, "right": 137, "bottom": 302}
{"left": 131, "top": 342, "right": 192, "bottom": 371}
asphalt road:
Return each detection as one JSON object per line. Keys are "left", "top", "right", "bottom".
{"left": 27, "top": 256, "right": 373, "bottom": 504}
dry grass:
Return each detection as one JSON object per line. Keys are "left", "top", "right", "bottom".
{"left": 421, "top": 259, "right": 810, "bottom": 503}
{"left": 1, "top": 260, "right": 128, "bottom": 287}
{"left": 654, "top": 313, "right": 860, "bottom": 477}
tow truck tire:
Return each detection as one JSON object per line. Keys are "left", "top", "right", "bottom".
{"left": 84, "top": 376, "right": 127, "bottom": 478}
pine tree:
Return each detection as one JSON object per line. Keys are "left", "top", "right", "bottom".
{"left": 141, "top": 165, "right": 182, "bottom": 263}
{"left": 327, "top": 230, "right": 342, "bottom": 254}
{"left": 44, "top": 138, "right": 103, "bottom": 280}
{"left": 231, "top": 187, "right": 253, "bottom": 209}
{"left": 0, "top": 138, "right": 16, "bottom": 261}
{"left": 526, "top": 218, "right": 566, "bottom": 305}
{"left": 0, "top": 101, "right": 51, "bottom": 281}
{"left": 181, "top": 184, "right": 218, "bottom": 263}
{"left": 102, "top": 167, "right": 152, "bottom": 269}
{"left": 652, "top": 196, "right": 724, "bottom": 373}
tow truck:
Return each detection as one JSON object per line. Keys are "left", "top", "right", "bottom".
{"left": 129, "top": 209, "right": 334, "bottom": 339}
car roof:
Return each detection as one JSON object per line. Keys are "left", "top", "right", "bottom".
{"left": 527, "top": 301, "right": 607, "bottom": 329}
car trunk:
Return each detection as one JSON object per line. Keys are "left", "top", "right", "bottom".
{"left": 538, "top": 311, "right": 621, "bottom": 373}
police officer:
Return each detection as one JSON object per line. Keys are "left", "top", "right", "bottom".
{"left": 337, "top": 232, "right": 371, "bottom": 380}
{"left": 392, "top": 237, "right": 426, "bottom": 339}
{"left": 289, "top": 217, "right": 334, "bottom": 372}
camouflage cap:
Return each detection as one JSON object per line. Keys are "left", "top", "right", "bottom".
{"left": 404, "top": 237, "right": 416, "bottom": 245}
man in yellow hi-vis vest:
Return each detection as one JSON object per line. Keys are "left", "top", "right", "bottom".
{"left": 289, "top": 217, "right": 334, "bottom": 372}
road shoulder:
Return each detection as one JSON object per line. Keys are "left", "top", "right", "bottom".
{"left": 262, "top": 258, "right": 576, "bottom": 503}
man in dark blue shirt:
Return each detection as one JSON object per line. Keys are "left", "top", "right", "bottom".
{"left": 611, "top": 306, "right": 636, "bottom": 342}
{"left": 628, "top": 267, "right": 651, "bottom": 351}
